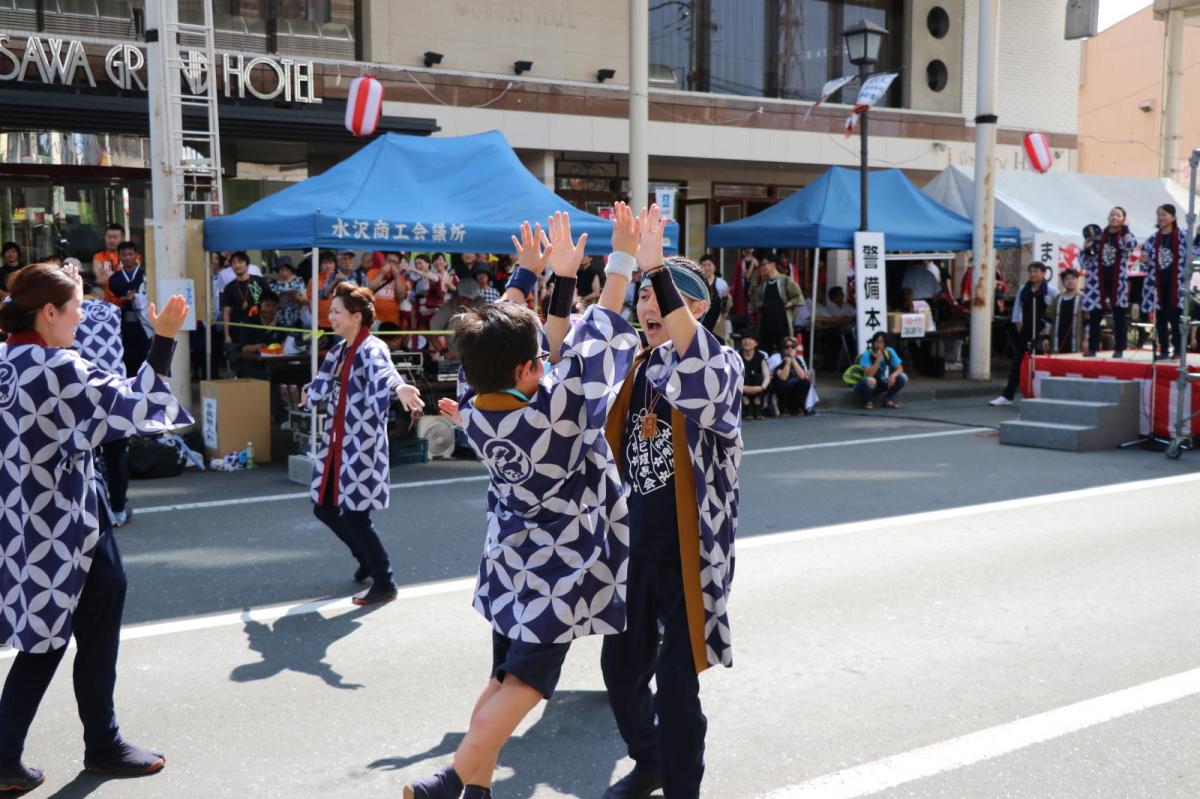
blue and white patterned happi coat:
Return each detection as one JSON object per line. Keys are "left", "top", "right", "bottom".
{"left": 1081, "top": 230, "right": 1137, "bottom": 312}
{"left": 460, "top": 305, "right": 640, "bottom": 644}
{"left": 0, "top": 344, "right": 192, "bottom": 652}
{"left": 642, "top": 324, "right": 744, "bottom": 668}
{"left": 1141, "top": 229, "right": 1193, "bottom": 313}
{"left": 72, "top": 298, "right": 126, "bottom": 375}
{"left": 305, "top": 334, "right": 405, "bottom": 511}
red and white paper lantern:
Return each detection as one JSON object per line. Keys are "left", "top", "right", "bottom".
{"left": 1023, "top": 132, "right": 1053, "bottom": 174}
{"left": 345, "top": 75, "right": 383, "bottom": 138}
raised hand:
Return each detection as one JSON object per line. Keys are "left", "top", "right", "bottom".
{"left": 148, "top": 294, "right": 190, "bottom": 339}
{"left": 611, "top": 201, "right": 639, "bottom": 256}
{"left": 635, "top": 204, "right": 668, "bottom": 273}
{"left": 511, "top": 221, "right": 553, "bottom": 277}
{"left": 546, "top": 211, "right": 589, "bottom": 278}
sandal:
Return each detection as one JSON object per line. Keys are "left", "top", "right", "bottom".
{"left": 863, "top": 402, "right": 875, "bottom": 410}
{"left": 884, "top": 400, "right": 899, "bottom": 409}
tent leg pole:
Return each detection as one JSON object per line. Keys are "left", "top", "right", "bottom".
{"left": 310, "top": 245, "right": 319, "bottom": 459}
{"left": 810, "top": 248, "right": 820, "bottom": 366}
{"left": 205, "top": 251, "right": 212, "bottom": 382}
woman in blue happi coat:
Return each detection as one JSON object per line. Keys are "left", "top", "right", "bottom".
{"left": 303, "top": 281, "right": 424, "bottom": 606}
{"left": 0, "top": 262, "right": 193, "bottom": 791}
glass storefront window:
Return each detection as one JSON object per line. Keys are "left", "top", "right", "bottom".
{"left": 0, "top": 178, "right": 146, "bottom": 265}
{"left": 650, "top": 0, "right": 904, "bottom": 106}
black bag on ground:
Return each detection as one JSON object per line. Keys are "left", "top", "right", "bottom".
{"left": 128, "top": 436, "right": 183, "bottom": 480}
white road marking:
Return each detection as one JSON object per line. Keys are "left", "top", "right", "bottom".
{"left": 759, "top": 665, "right": 1200, "bottom": 799}
{"left": 4, "top": 468, "right": 1192, "bottom": 661}
{"left": 738, "top": 470, "right": 1200, "bottom": 551}
{"left": 134, "top": 427, "right": 987, "bottom": 515}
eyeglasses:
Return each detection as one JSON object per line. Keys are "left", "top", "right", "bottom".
{"left": 536, "top": 348, "right": 551, "bottom": 363}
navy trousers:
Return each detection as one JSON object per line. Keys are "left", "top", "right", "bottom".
{"left": 601, "top": 557, "right": 706, "bottom": 798}
{"left": 101, "top": 438, "right": 130, "bottom": 514}
{"left": 313, "top": 501, "right": 394, "bottom": 587}
{"left": 0, "top": 529, "right": 125, "bottom": 760}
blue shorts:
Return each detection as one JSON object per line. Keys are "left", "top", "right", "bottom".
{"left": 491, "top": 631, "right": 571, "bottom": 699}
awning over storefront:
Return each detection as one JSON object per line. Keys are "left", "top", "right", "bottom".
{"left": 705, "top": 166, "right": 1020, "bottom": 251}
{"left": 204, "top": 129, "right": 679, "bottom": 254}
{"left": 922, "top": 165, "right": 1199, "bottom": 244}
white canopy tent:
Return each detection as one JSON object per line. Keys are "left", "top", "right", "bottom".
{"left": 922, "top": 165, "right": 1198, "bottom": 243}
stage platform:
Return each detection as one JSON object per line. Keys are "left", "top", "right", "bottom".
{"left": 1022, "top": 350, "right": 1200, "bottom": 438}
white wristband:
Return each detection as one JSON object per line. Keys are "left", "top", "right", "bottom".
{"left": 604, "top": 251, "right": 637, "bottom": 280}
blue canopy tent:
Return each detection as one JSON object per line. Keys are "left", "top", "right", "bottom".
{"left": 204, "top": 129, "right": 679, "bottom": 255}
{"left": 706, "top": 167, "right": 1019, "bottom": 364}
{"left": 706, "top": 166, "right": 1020, "bottom": 251}
{"left": 204, "top": 130, "right": 677, "bottom": 459}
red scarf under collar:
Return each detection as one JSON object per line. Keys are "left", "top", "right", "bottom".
{"left": 317, "top": 327, "right": 370, "bottom": 507}
{"left": 1097, "top": 227, "right": 1128, "bottom": 309}
{"left": 6, "top": 331, "right": 47, "bottom": 347}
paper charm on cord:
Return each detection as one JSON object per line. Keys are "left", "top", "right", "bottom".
{"left": 804, "top": 75, "right": 856, "bottom": 123}
{"left": 345, "top": 75, "right": 383, "bottom": 137}
{"left": 843, "top": 72, "right": 898, "bottom": 138}
{"left": 1023, "top": 132, "right": 1053, "bottom": 173}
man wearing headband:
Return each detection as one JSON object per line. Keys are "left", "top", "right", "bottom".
{"left": 600, "top": 206, "right": 744, "bottom": 799}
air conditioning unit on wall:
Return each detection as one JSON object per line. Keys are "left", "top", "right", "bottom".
{"left": 1065, "top": 0, "right": 1100, "bottom": 40}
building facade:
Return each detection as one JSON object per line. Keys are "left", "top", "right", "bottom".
{"left": 1078, "top": 4, "right": 1200, "bottom": 180}
{"left": 0, "top": 0, "right": 1080, "bottom": 272}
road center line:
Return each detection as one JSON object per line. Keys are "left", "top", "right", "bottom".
{"left": 759, "top": 665, "right": 1200, "bottom": 799}
{"left": 135, "top": 427, "right": 987, "bottom": 515}
{"left": 5, "top": 467, "right": 1194, "bottom": 661}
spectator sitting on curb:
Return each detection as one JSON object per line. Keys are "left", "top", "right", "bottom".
{"left": 739, "top": 333, "right": 770, "bottom": 421}
{"left": 768, "top": 336, "right": 813, "bottom": 416}
{"left": 852, "top": 331, "right": 907, "bottom": 410}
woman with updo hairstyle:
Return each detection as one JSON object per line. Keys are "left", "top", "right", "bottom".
{"left": 302, "top": 281, "right": 425, "bottom": 606}
{"left": 0, "top": 262, "right": 193, "bottom": 789}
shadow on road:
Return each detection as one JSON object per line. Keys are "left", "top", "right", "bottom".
{"left": 369, "top": 689, "right": 630, "bottom": 798}
{"left": 47, "top": 768, "right": 164, "bottom": 799}
{"left": 230, "top": 604, "right": 383, "bottom": 690}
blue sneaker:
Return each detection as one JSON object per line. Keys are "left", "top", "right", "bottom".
{"left": 112, "top": 509, "right": 129, "bottom": 527}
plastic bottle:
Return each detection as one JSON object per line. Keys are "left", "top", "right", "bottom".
{"left": 245, "top": 440, "right": 256, "bottom": 470}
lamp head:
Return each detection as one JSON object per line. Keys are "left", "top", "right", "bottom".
{"left": 423, "top": 51, "right": 443, "bottom": 68}
{"left": 842, "top": 18, "right": 888, "bottom": 67}
{"left": 514, "top": 60, "right": 534, "bottom": 76}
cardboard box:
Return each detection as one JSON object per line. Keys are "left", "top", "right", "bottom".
{"left": 199, "top": 379, "right": 273, "bottom": 463}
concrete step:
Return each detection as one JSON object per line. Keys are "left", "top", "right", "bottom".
{"left": 999, "top": 420, "right": 1110, "bottom": 452}
{"left": 1019, "top": 398, "right": 1123, "bottom": 428}
{"left": 1039, "top": 377, "right": 1139, "bottom": 407}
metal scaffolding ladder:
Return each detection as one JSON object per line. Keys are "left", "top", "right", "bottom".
{"left": 1167, "top": 147, "right": 1200, "bottom": 458}
{"left": 153, "top": 0, "right": 224, "bottom": 214}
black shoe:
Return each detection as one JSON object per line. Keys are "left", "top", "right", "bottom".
{"left": 83, "top": 740, "right": 165, "bottom": 777}
{"left": 601, "top": 766, "right": 664, "bottom": 799}
{"left": 352, "top": 582, "right": 398, "bottom": 606}
{"left": 1083, "top": 351, "right": 1096, "bottom": 358}
{"left": 1113, "top": 351, "right": 1124, "bottom": 359}
{"left": 0, "top": 760, "right": 44, "bottom": 793}
{"left": 353, "top": 564, "right": 370, "bottom": 583}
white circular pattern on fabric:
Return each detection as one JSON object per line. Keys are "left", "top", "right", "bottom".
{"left": 483, "top": 439, "right": 534, "bottom": 484}
{"left": 0, "top": 363, "right": 17, "bottom": 411}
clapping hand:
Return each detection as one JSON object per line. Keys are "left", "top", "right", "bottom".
{"left": 438, "top": 397, "right": 462, "bottom": 426}
{"left": 546, "top": 211, "right": 589, "bottom": 278}
{"left": 149, "top": 295, "right": 190, "bottom": 339}
{"left": 511, "top": 221, "right": 553, "bottom": 277}
{"left": 396, "top": 383, "right": 425, "bottom": 417}
{"left": 635, "top": 204, "right": 668, "bottom": 274}
{"left": 610, "top": 201, "right": 639, "bottom": 256}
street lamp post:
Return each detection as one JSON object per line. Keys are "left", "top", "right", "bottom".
{"left": 842, "top": 19, "right": 888, "bottom": 232}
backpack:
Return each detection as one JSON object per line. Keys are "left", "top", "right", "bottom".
{"left": 128, "top": 436, "right": 184, "bottom": 480}
{"left": 842, "top": 363, "right": 866, "bottom": 386}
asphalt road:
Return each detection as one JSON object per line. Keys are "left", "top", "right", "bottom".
{"left": 6, "top": 397, "right": 1200, "bottom": 798}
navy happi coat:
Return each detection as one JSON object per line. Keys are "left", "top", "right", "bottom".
{"left": 305, "top": 332, "right": 405, "bottom": 511}
{"left": 0, "top": 339, "right": 191, "bottom": 652}
{"left": 1081, "top": 229, "right": 1137, "bottom": 312}
{"left": 460, "top": 305, "right": 640, "bottom": 644}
